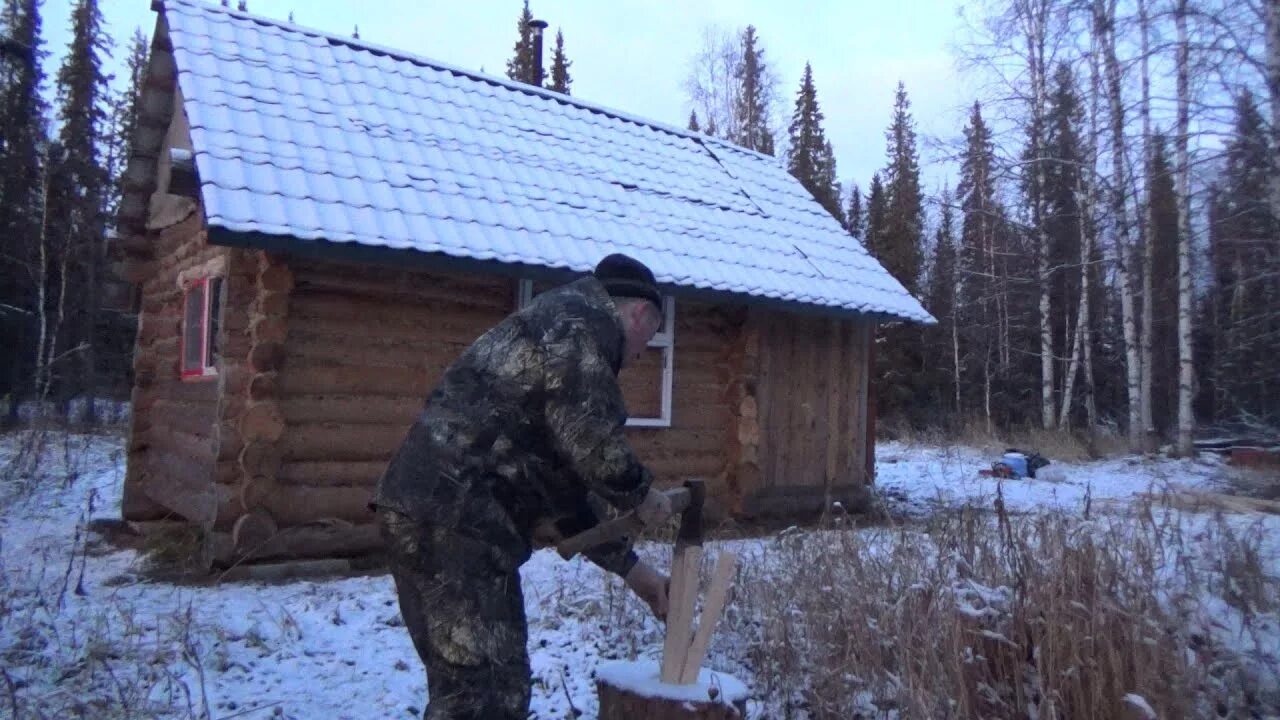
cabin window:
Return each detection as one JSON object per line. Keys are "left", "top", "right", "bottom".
{"left": 180, "top": 277, "right": 222, "bottom": 379}
{"left": 517, "top": 278, "right": 675, "bottom": 428}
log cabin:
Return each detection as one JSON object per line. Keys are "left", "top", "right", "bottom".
{"left": 114, "top": 0, "right": 933, "bottom": 566}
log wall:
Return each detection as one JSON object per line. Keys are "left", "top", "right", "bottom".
{"left": 739, "top": 313, "right": 875, "bottom": 518}
{"left": 122, "top": 207, "right": 227, "bottom": 525}
{"left": 200, "top": 253, "right": 877, "bottom": 559}
{"left": 266, "top": 259, "right": 742, "bottom": 530}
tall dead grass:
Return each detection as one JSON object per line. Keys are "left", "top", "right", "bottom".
{"left": 882, "top": 414, "right": 1129, "bottom": 461}
{"left": 730, "top": 495, "right": 1280, "bottom": 718}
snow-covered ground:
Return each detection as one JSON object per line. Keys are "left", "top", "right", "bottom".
{"left": 874, "top": 440, "right": 1237, "bottom": 515}
{"left": 1, "top": 431, "right": 1276, "bottom": 719}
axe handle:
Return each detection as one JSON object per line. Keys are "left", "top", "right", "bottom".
{"left": 556, "top": 487, "right": 691, "bottom": 560}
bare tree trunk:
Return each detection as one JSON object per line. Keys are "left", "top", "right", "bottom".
{"left": 1138, "top": 0, "right": 1156, "bottom": 451}
{"left": 1266, "top": 0, "right": 1280, "bottom": 239}
{"left": 952, "top": 306, "right": 961, "bottom": 414}
{"left": 83, "top": 233, "right": 100, "bottom": 425}
{"left": 1060, "top": 179, "right": 1092, "bottom": 430}
{"left": 1174, "top": 0, "right": 1196, "bottom": 455}
{"left": 1024, "top": 0, "right": 1056, "bottom": 430}
{"left": 34, "top": 166, "right": 51, "bottom": 411}
{"left": 984, "top": 353, "right": 993, "bottom": 434}
{"left": 1098, "top": 0, "right": 1143, "bottom": 451}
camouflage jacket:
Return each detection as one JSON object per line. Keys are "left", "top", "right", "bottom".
{"left": 370, "top": 276, "right": 654, "bottom": 578}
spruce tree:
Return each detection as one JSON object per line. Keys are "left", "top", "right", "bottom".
{"left": 548, "top": 28, "right": 570, "bottom": 95}
{"left": 106, "top": 27, "right": 147, "bottom": 219}
{"left": 1041, "top": 63, "right": 1085, "bottom": 397}
{"left": 731, "top": 25, "right": 773, "bottom": 154}
{"left": 48, "top": 0, "right": 110, "bottom": 418}
{"left": 956, "top": 101, "right": 1001, "bottom": 418}
{"left": 878, "top": 82, "right": 923, "bottom": 295}
{"left": 785, "top": 63, "right": 843, "bottom": 223}
{"left": 927, "top": 189, "right": 960, "bottom": 412}
{"left": 845, "top": 182, "right": 863, "bottom": 238}
{"left": 1209, "top": 92, "right": 1279, "bottom": 424}
{"left": 0, "top": 0, "right": 48, "bottom": 422}
{"left": 865, "top": 173, "right": 887, "bottom": 257}
{"left": 505, "top": 1, "right": 541, "bottom": 87}
{"left": 687, "top": 110, "right": 700, "bottom": 132}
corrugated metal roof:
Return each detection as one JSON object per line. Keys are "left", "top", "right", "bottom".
{"left": 161, "top": 0, "right": 933, "bottom": 323}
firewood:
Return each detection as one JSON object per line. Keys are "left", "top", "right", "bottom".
{"left": 680, "top": 550, "right": 737, "bottom": 684}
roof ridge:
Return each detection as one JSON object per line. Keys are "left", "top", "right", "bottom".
{"left": 160, "top": 0, "right": 766, "bottom": 156}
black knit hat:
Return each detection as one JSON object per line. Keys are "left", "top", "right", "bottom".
{"left": 593, "top": 253, "right": 662, "bottom": 310}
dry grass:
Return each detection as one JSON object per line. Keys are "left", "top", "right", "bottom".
{"left": 883, "top": 414, "right": 1130, "bottom": 462}
{"left": 722, "top": 496, "right": 1280, "bottom": 719}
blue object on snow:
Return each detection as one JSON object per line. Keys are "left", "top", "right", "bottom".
{"left": 1001, "top": 452, "right": 1028, "bottom": 478}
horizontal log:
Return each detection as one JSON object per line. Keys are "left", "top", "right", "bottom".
{"left": 292, "top": 262, "right": 511, "bottom": 306}
{"left": 280, "top": 394, "right": 423, "bottom": 426}
{"left": 260, "top": 291, "right": 289, "bottom": 317}
{"left": 277, "top": 460, "right": 389, "bottom": 487}
{"left": 145, "top": 424, "right": 216, "bottom": 465}
{"left": 249, "top": 342, "right": 286, "bottom": 373}
{"left": 259, "top": 264, "right": 294, "bottom": 293}
{"left": 156, "top": 211, "right": 204, "bottom": 244}
{"left": 280, "top": 422, "right": 411, "bottom": 462}
{"left": 248, "top": 372, "right": 278, "bottom": 401}
{"left": 280, "top": 363, "right": 440, "bottom": 397}
{"left": 643, "top": 455, "right": 726, "bottom": 481}
{"left": 239, "top": 402, "right": 285, "bottom": 443}
{"left": 210, "top": 522, "right": 381, "bottom": 566}
{"left": 149, "top": 399, "right": 219, "bottom": 435}
{"left": 240, "top": 440, "right": 283, "bottom": 479}
{"left": 233, "top": 508, "right": 279, "bottom": 553}
{"left": 285, "top": 332, "right": 456, "bottom": 370}
{"left": 141, "top": 449, "right": 218, "bottom": 524}
{"left": 250, "top": 315, "right": 288, "bottom": 345}
{"left": 254, "top": 484, "right": 375, "bottom": 526}
{"left": 290, "top": 287, "right": 506, "bottom": 324}
{"left": 626, "top": 430, "right": 727, "bottom": 457}
{"left": 288, "top": 310, "right": 494, "bottom": 348}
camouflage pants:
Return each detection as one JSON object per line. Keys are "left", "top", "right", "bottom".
{"left": 379, "top": 509, "right": 531, "bottom": 720}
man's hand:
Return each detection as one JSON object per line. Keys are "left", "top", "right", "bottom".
{"left": 624, "top": 560, "right": 670, "bottom": 621}
{"left": 634, "top": 487, "right": 673, "bottom": 528}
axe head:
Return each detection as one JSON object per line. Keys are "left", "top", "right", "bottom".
{"left": 675, "top": 478, "right": 706, "bottom": 547}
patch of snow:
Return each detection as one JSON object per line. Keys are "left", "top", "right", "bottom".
{"left": 1124, "top": 693, "right": 1157, "bottom": 719}
{"left": 596, "top": 659, "right": 748, "bottom": 705}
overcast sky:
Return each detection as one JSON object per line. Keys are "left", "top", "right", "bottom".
{"left": 43, "top": 0, "right": 980, "bottom": 198}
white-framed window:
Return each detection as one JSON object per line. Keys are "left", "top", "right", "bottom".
{"left": 180, "top": 276, "right": 222, "bottom": 380}
{"left": 517, "top": 278, "right": 675, "bottom": 428}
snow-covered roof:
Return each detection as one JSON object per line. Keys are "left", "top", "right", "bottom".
{"left": 156, "top": 0, "right": 932, "bottom": 323}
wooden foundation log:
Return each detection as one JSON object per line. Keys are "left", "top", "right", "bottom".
{"left": 209, "top": 521, "right": 381, "bottom": 566}
{"left": 596, "top": 660, "right": 747, "bottom": 720}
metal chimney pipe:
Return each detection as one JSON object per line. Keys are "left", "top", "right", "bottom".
{"left": 530, "top": 19, "right": 548, "bottom": 86}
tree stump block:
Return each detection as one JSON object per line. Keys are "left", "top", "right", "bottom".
{"left": 596, "top": 660, "right": 748, "bottom": 720}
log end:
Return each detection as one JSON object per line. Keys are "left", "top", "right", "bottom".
{"left": 596, "top": 660, "right": 748, "bottom": 720}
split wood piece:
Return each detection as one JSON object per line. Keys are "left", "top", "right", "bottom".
{"left": 679, "top": 550, "right": 738, "bottom": 684}
{"left": 661, "top": 479, "right": 706, "bottom": 683}
{"left": 597, "top": 659, "right": 748, "bottom": 720}
{"left": 661, "top": 546, "right": 703, "bottom": 682}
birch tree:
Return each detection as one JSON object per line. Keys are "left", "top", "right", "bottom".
{"left": 1174, "top": 0, "right": 1196, "bottom": 454}
{"left": 1095, "top": 0, "right": 1144, "bottom": 450}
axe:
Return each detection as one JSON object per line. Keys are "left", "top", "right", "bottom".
{"left": 556, "top": 482, "right": 699, "bottom": 560}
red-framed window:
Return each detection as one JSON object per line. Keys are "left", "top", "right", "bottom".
{"left": 180, "top": 277, "right": 223, "bottom": 380}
